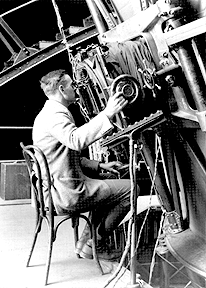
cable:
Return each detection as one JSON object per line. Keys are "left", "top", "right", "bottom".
{"left": 148, "top": 211, "right": 165, "bottom": 284}
{"left": 51, "top": 0, "right": 72, "bottom": 58}
{"left": 102, "top": 135, "right": 162, "bottom": 288}
{"left": 114, "top": 137, "right": 163, "bottom": 286}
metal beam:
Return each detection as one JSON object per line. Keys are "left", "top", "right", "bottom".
{"left": 164, "top": 16, "right": 206, "bottom": 46}
{"left": 0, "top": 25, "right": 98, "bottom": 87}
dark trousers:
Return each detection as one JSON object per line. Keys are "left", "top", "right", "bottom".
{"left": 94, "top": 178, "right": 133, "bottom": 237}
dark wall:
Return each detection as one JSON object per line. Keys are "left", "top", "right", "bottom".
{"left": 0, "top": 0, "right": 91, "bottom": 160}
{"left": 0, "top": 0, "right": 91, "bottom": 70}
{"left": 0, "top": 50, "right": 80, "bottom": 160}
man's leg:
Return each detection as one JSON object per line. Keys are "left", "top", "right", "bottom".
{"left": 94, "top": 178, "right": 132, "bottom": 238}
{"left": 79, "top": 179, "right": 139, "bottom": 260}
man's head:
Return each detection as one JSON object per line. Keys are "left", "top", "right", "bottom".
{"left": 40, "top": 69, "right": 76, "bottom": 106}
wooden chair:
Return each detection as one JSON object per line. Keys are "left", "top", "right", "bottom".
{"left": 20, "top": 142, "right": 103, "bottom": 285}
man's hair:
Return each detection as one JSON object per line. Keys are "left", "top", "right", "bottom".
{"left": 40, "top": 69, "right": 68, "bottom": 96}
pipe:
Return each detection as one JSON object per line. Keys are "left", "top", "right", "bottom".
{"left": 177, "top": 41, "right": 206, "bottom": 112}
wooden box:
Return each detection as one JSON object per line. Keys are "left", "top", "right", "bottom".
{"left": 0, "top": 162, "right": 31, "bottom": 200}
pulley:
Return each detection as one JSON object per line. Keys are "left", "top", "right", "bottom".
{"left": 110, "top": 74, "right": 139, "bottom": 104}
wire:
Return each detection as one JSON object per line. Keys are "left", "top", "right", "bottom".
{"left": 51, "top": 0, "right": 63, "bottom": 32}
{"left": 114, "top": 134, "right": 164, "bottom": 287}
{"left": 102, "top": 135, "right": 162, "bottom": 288}
{"left": 51, "top": 0, "right": 72, "bottom": 58}
{"left": 148, "top": 211, "right": 165, "bottom": 284}
{"left": 114, "top": 137, "right": 163, "bottom": 286}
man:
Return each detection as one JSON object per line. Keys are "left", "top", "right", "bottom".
{"left": 33, "top": 69, "right": 139, "bottom": 260}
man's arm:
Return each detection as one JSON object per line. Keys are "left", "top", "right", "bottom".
{"left": 49, "top": 92, "right": 128, "bottom": 151}
{"left": 50, "top": 111, "right": 113, "bottom": 151}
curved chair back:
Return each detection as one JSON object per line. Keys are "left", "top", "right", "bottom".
{"left": 20, "top": 142, "right": 53, "bottom": 218}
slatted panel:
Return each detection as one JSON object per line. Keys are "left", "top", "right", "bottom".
{"left": 0, "top": 162, "right": 31, "bottom": 200}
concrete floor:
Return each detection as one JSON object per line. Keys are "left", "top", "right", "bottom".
{"left": 0, "top": 200, "right": 136, "bottom": 288}
{"left": 0, "top": 198, "right": 195, "bottom": 288}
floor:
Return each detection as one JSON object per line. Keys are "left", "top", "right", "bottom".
{"left": 0, "top": 198, "right": 196, "bottom": 288}
{"left": 0, "top": 199, "right": 141, "bottom": 288}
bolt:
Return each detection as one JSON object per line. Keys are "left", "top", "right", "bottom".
{"left": 165, "top": 74, "right": 175, "bottom": 86}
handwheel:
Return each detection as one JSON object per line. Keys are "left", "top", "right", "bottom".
{"left": 110, "top": 74, "right": 139, "bottom": 104}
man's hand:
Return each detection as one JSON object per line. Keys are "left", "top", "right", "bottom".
{"left": 104, "top": 92, "right": 128, "bottom": 120}
{"left": 99, "top": 161, "right": 124, "bottom": 175}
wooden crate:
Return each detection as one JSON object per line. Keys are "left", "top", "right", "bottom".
{"left": 0, "top": 162, "right": 31, "bottom": 200}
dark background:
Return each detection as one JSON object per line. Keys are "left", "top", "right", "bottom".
{"left": 0, "top": 0, "right": 91, "bottom": 69}
{"left": 0, "top": 0, "right": 91, "bottom": 160}
{"left": 0, "top": 0, "right": 90, "bottom": 51}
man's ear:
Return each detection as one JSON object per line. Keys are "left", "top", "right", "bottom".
{"left": 59, "top": 85, "right": 64, "bottom": 95}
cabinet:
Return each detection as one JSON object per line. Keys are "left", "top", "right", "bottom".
{"left": 0, "top": 162, "right": 31, "bottom": 200}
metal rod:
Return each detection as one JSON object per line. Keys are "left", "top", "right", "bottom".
{"left": 85, "top": 0, "right": 107, "bottom": 34}
{"left": 0, "top": 17, "right": 28, "bottom": 51}
{"left": 128, "top": 139, "right": 139, "bottom": 287}
{"left": 0, "top": 159, "right": 25, "bottom": 163}
{"left": 0, "top": 0, "right": 39, "bottom": 18}
{"left": 93, "top": 0, "right": 117, "bottom": 29}
{"left": 0, "top": 127, "right": 32, "bottom": 129}
{"left": 191, "top": 39, "right": 206, "bottom": 86}
{"left": 0, "top": 31, "right": 16, "bottom": 55}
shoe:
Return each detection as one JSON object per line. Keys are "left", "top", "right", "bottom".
{"left": 80, "top": 239, "right": 122, "bottom": 262}
{"left": 79, "top": 239, "right": 93, "bottom": 259}
{"left": 74, "top": 224, "right": 91, "bottom": 256}
{"left": 75, "top": 237, "right": 89, "bottom": 256}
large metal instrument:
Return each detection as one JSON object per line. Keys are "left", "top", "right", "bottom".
{"left": 73, "top": 0, "right": 206, "bottom": 286}
{"left": 1, "top": 0, "right": 206, "bottom": 286}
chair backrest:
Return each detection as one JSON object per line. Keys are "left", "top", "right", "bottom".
{"left": 20, "top": 142, "right": 53, "bottom": 217}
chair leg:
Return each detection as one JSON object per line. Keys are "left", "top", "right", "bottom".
{"left": 91, "top": 219, "right": 104, "bottom": 275}
{"left": 71, "top": 217, "right": 81, "bottom": 258}
{"left": 45, "top": 226, "right": 54, "bottom": 286}
{"left": 73, "top": 213, "right": 103, "bottom": 273}
{"left": 27, "top": 215, "right": 43, "bottom": 267}
{"left": 71, "top": 217, "right": 79, "bottom": 245}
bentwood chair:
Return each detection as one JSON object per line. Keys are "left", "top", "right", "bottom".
{"left": 20, "top": 142, "right": 103, "bottom": 285}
